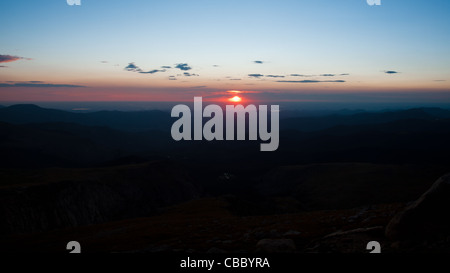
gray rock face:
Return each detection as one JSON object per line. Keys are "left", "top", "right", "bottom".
{"left": 386, "top": 173, "right": 450, "bottom": 242}
{"left": 256, "top": 238, "right": 296, "bottom": 253}
{"left": 0, "top": 161, "right": 201, "bottom": 234}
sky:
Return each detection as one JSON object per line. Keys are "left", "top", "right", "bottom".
{"left": 0, "top": 0, "right": 450, "bottom": 105}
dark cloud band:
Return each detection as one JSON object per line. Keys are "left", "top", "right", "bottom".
{"left": 276, "top": 80, "right": 346, "bottom": 83}
{"left": 0, "top": 81, "right": 85, "bottom": 88}
{"left": 0, "top": 54, "right": 32, "bottom": 64}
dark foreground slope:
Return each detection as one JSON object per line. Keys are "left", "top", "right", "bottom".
{"left": 1, "top": 105, "right": 450, "bottom": 253}
{"left": 1, "top": 162, "right": 448, "bottom": 253}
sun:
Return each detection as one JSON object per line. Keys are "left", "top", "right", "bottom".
{"left": 229, "top": 96, "right": 242, "bottom": 103}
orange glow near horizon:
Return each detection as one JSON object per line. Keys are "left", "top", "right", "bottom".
{"left": 229, "top": 96, "right": 242, "bottom": 103}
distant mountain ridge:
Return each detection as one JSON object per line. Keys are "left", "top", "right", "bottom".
{"left": 2, "top": 104, "right": 450, "bottom": 133}
{"left": 2, "top": 118, "right": 450, "bottom": 168}
{"left": 0, "top": 121, "right": 171, "bottom": 168}
{"left": 2, "top": 104, "right": 450, "bottom": 168}
{"left": 280, "top": 107, "right": 450, "bottom": 132}
{"left": 0, "top": 104, "right": 172, "bottom": 132}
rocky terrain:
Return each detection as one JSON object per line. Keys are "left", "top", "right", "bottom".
{"left": 0, "top": 161, "right": 201, "bottom": 234}
{"left": 2, "top": 105, "right": 450, "bottom": 254}
{"left": 1, "top": 161, "right": 449, "bottom": 254}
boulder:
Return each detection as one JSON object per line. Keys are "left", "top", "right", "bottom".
{"left": 386, "top": 173, "right": 450, "bottom": 242}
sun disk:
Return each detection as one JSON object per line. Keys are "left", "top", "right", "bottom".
{"left": 229, "top": 96, "right": 242, "bottom": 102}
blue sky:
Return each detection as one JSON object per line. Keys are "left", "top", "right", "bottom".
{"left": 0, "top": 0, "right": 449, "bottom": 103}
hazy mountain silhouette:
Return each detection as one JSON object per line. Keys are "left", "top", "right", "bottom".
{"left": 280, "top": 107, "right": 450, "bottom": 132}
{"left": 0, "top": 104, "right": 172, "bottom": 132}
{"left": 2, "top": 105, "right": 450, "bottom": 168}
{"left": 2, "top": 104, "right": 450, "bottom": 133}
{"left": 0, "top": 121, "right": 174, "bottom": 168}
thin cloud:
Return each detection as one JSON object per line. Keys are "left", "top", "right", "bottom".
{"left": 124, "top": 62, "right": 142, "bottom": 72}
{"left": 183, "top": 72, "right": 199, "bottom": 77}
{"left": 175, "top": 63, "right": 192, "bottom": 71}
{"left": 254, "top": 60, "right": 264, "bottom": 64}
{"left": 290, "top": 73, "right": 349, "bottom": 77}
{"left": 226, "top": 90, "right": 261, "bottom": 94}
{"left": 276, "top": 80, "right": 346, "bottom": 83}
{"left": 290, "top": 74, "right": 314, "bottom": 77}
{"left": 266, "top": 75, "right": 285, "bottom": 78}
{"left": 139, "top": 69, "right": 166, "bottom": 74}
{"left": 125, "top": 63, "right": 168, "bottom": 74}
{"left": 0, "top": 54, "right": 32, "bottom": 64}
{"left": 161, "top": 66, "right": 172, "bottom": 69}
{"left": 384, "top": 70, "right": 399, "bottom": 74}
{"left": 0, "top": 81, "right": 85, "bottom": 88}
{"left": 248, "top": 74, "right": 264, "bottom": 78}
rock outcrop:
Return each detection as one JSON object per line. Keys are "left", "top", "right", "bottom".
{"left": 0, "top": 161, "right": 201, "bottom": 234}
{"left": 386, "top": 173, "right": 450, "bottom": 242}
